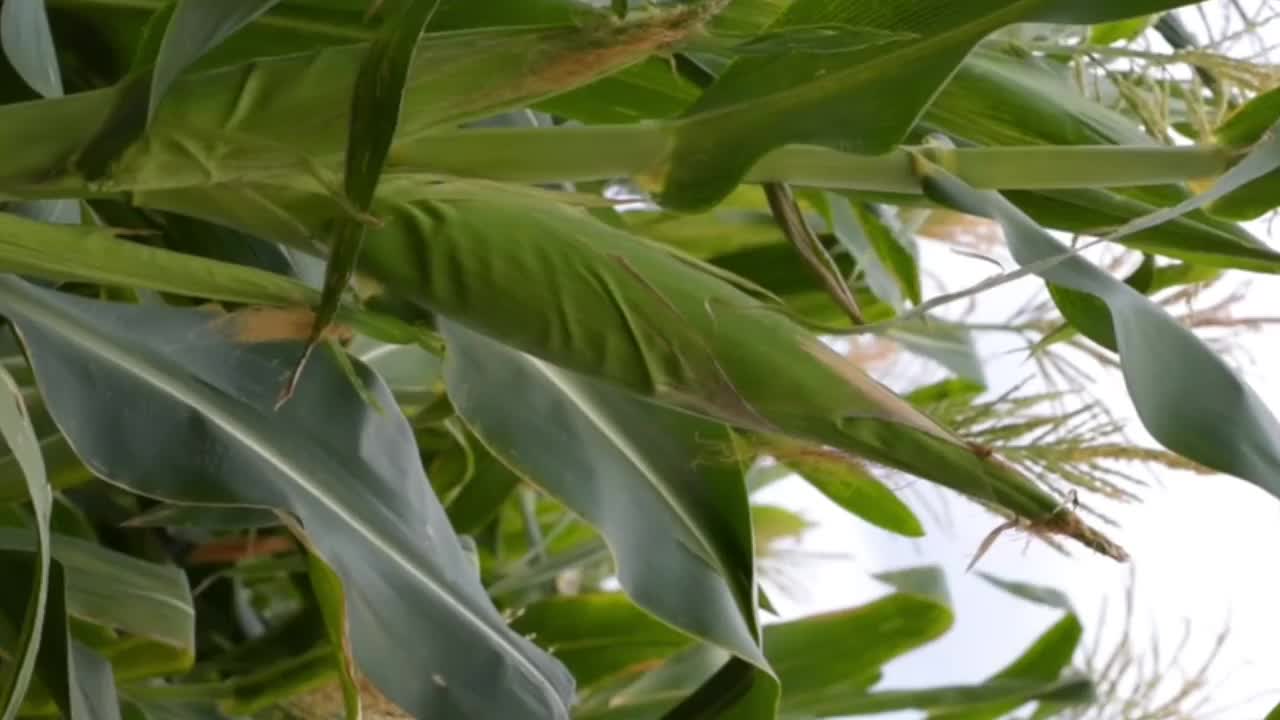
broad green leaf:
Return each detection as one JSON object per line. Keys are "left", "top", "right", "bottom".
{"left": 0, "top": 8, "right": 716, "bottom": 199}
{"left": 659, "top": 0, "right": 1204, "bottom": 209}
{"left": 0, "top": 353, "right": 52, "bottom": 720}
{"left": 771, "top": 593, "right": 954, "bottom": 717}
{"left": 511, "top": 594, "right": 694, "bottom": 689}
{"left": 0, "top": 278, "right": 574, "bottom": 719}
{"left": 1045, "top": 253, "right": 1156, "bottom": 352}
{"left": 0, "top": 210, "right": 428, "bottom": 346}
{"left": 1267, "top": 698, "right": 1280, "bottom": 720}
{"left": 919, "top": 162, "right": 1280, "bottom": 510}
{"left": 149, "top": 1, "right": 281, "bottom": 120}
{"left": 578, "top": 577, "right": 955, "bottom": 719}
{"left": 763, "top": 439, "right": 923, "bottom": 538}
{"left": 442, "top": 319, "right": 778, "bottom": 715}
{"left": 157, "top": 179, "right": 1124, "bottom": 561}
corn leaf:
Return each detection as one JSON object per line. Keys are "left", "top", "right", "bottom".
{"left": 150, "top": 1, "right": 281, "bottom": 120}
{"left": 442, "top": 319, "right": 778, "bottom": 717}
{"left": 0, "top": 361, "right": 52, "bottom": 720}
{"left": 659, "top": 0, "right": 1205, "bottom": 209}
{"left": 0, "top": 277, "right": 575, "bottom": 719}
{"left": 143, "top": 179, "right": 1125, "bottom": 560}
{"left": 918, "top": 161, "right": 1280, "bottom": 501}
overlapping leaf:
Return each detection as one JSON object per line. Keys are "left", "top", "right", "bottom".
{"left": 658, "top": 0, "right": 1206, "bottom": 209}
{"left": 917, "top": 160, "right": 1280, "bottom": 499}
{"left": 442, "top": 319, "right": 778, "bottom": 716}
{"left": 0, "top": 277, "right": 574, "bottom": 719}
{"left": 0, "top": 362, "right": 52, "bottom": 720}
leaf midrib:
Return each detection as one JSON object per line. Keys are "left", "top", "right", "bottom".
{"left": 0, "top": 280, "right": 566, "bottom": 715}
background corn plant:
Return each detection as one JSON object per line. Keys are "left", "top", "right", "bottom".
{"left": 2, "top": 0, "right": 1280, "bottom": 718}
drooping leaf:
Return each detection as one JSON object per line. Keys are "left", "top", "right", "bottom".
{"left": 0, "top": 0, "right": 80, "bottom": 226}
{"left": 0, "top": 560, "right": 123, "bottom": 720}
{"left": 918, "top": 160, "right": 1280, "bottom": 506}
{"left": 0, "top": 360, "right": 52, "bottom": 720}
{"left": 0, "top": 278, "right": 574, "bottom": 719}
{"left": 0, "top": 210, "right": 427, "bottom": 346}
{"left": 153, "top": 179, "right": 1125, "bottom": 561}
{"left": 820, "top": 193, "right": 921, "bottom": 308}
{"left": 0, "top": 0, "right": 62, "bottom": 97}
{"left": 282, "top": 0, "right": 442, "bottom": 405}
{"left": 762, "top": 438, "right": 923, "bottom": 538}
{"left": 658, "top": 0, "right": 1205, "bottom": 209}
{"left": 928, "top": 611, "right": 1083, "bottom": 720}
{"left": 149, "top": 1, "right": 282, "bottom": 121}
{"left": 442, "top": 319, "right": 778, "bottom": 716}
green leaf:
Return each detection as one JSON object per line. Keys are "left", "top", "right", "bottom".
{"left": 0, "top": 352, "right": 52, "bottom": 720}
{"left": 0, "top": 559, "right": 123, "bottom": 720}
{"left": 928, "top": 617, "right": 1083, "bottom": 720}
{"left": 1044, "top": 253, "right": 1156, "bottom": 352}
{"left": 763, "top": 439, "right": 923, "bottom": 538}
{"left": 771, "top": 593, "right": 954, "bottom": 717}
{"left": 283, "top": 0, "right": 443, "bottom": 404}
{"left": 150, "top": 1, "right": 282, "bottom": 120}
{"left": 510, "top": 593, "right": 694, "bottom": 689}
{"left": 441, "top": 319, "right": 778, "bottom": 715}
{"left": 0, "top": 528, "right": 194, "bottom": 678}
{"left": 814, "top": 676, "right": 1092, "bottom": 716}
{"left": 0, "top": 210, "right": 428, "bottom": 346}
{"left": 581, "top": 574, "right": 955, "bottom": 719}
{"left": 878, "top": 319, "right": 985, "bottom": 384}
{"left": 821, "top": 194, "right": 921, "bottom": 307}
{"left": 0, "top": 278, "right": 574, "bottom": 719}
{"left": 659, "top": 0, "right": 1205, "bottom": 209}
{"left": 0, "top": 0, "right": 63, "bottom": 97}
{"left": 1088, "top": 14, "right": 1156, "bottom": 44}
{"left": 919, "top": 162, "right": 1280, "bottom": 510}
{"left": 180, "top": 179, "right": 1122, "bottom": 559}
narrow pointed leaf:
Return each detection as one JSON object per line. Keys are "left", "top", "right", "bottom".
{"left": 0, "top": 278, "right": 574, "bottom": 719}
{"left": 0, "top": 356, "right": 52, "bottom": 720}
{"left": 918, "top": 161, "right": 1280, "bottom": 502}
{"left": 285, "top": 0, "right": 441, "bottom": 404}
{"left": 0, "top": 0, "right": 62, "bottom": 97}
{"left": 0, "top": 528, "right": 194, "bottom": 669}
{"left": 442, "top": 319, "right": 778, "bottom": 715}
{"left": 161, "top": 179, "right": 1124, "bottom": 560}
{"left": 659, "top": 0, "right": 1204, "bottom": 209}
{"left": 762, "top": 439, "right": 923, "bottom": 537}
{"left": 150, "top": 1, "right": 282, "bottom": 120}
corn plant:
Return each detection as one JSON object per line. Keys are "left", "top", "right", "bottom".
{"left": 2, "top": 0, "right": 1280, "bottom": 718}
